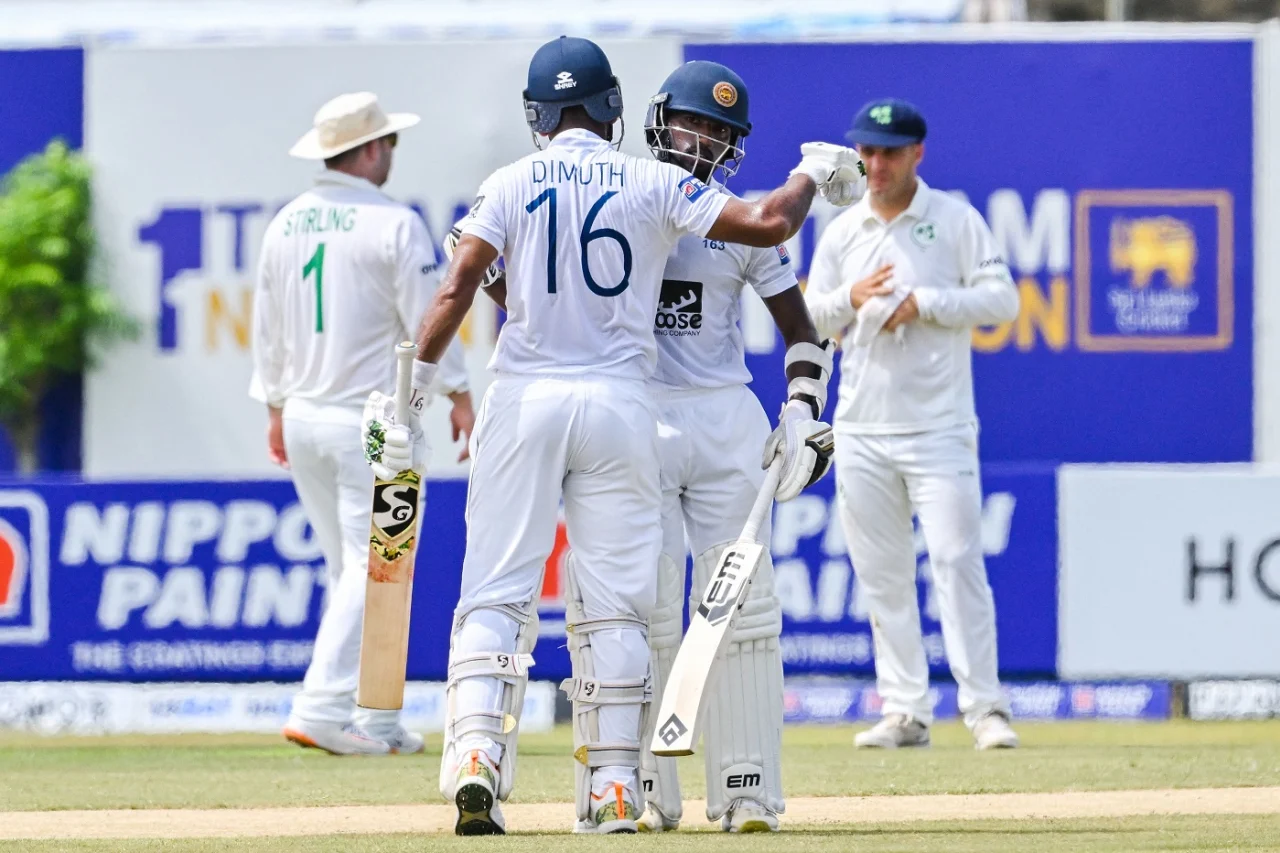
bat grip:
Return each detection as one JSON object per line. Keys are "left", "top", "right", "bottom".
{"left": 394, "top": 341, "right": 416, "bottom": 425}
{"left": 740, "top": 458, "right": 782, "bottom": 544}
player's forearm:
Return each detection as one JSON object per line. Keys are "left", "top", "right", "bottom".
{"left": 417, "top": 279, "right": 478, "bottom": 365}
{"left": 752, "top": 176, "right": 817, "bottom": 245}
{"left": 706, "top": 176, "right": 816, "bottom": 248}
{"left": 914, "top": 276, "right": 1020, "bottom": 329}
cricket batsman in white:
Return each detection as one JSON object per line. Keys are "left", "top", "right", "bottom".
{"left": 804, "top": 98, "right": 1021, "bottom": 751}
{"left": 360, "top": 36, "right": 862, "bottom": 835}
{"left": 633, "top": 60, "right": 850, "bottom": 834}
{"left": 251, "top": 92, "right": 474, "bottom": 755}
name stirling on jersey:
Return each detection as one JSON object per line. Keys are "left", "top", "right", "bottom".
{"left": 656, "top": 279, "right": 703, "bottom": 337}
{"left": 531, "top": 160, "right": 625, "bottom": 187}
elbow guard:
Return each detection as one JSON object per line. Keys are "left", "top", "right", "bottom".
{"left": 783, "top": 340, "right": 835, "bottom": 419}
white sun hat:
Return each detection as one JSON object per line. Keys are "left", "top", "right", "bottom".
{"left": 289, "top": 92, "right": 421, "bottom": 160}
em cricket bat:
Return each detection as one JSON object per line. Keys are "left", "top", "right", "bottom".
{"left": 357, "top": 341, "right": 422, "bottom": 711}
{"left": 650, "top": 458, "right": 783, "bottom": 757}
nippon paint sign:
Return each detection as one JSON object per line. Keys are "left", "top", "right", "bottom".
{"left": 0, "top": 480, "right": 327, "bottom": 680}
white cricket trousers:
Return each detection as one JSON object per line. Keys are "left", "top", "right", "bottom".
{"left": 283, "top": 407, "right": 402, "bottom": 730}
{"left": 833, "top": 423, "right": 1009, "bottom": 727}
{"left": 656, "top": 384, "right": 772, "bottom": 561}
{"left": 452, "top": 375, "right": 661, "bottom": 777}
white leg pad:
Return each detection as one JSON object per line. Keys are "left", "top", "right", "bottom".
{"left": 438, "top": 604, "right": 537, "bottom": 803}
{"left": 562, "top": 556, "right": 651, "bottom": 823}
{"left": 693, "top": 544, "right": 785, "bottom": 820}
{"left": 639, "top": 552, "right": 685, "bottom": 823}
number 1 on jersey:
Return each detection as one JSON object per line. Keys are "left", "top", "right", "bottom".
{"left": 525, "top": 188, "right": 557, "bottom": 294}
{"left": 304, "top": 242, "right": 326, "bottom": 332}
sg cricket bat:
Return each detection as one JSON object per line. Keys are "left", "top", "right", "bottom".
{"left": 650, "top": 458, "right": 783, "bottom": 757}
{"left": 357, "top": 341, "right": 422, "bottom": 711}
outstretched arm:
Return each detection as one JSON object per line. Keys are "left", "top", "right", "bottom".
{"left": 706, "top": 143, "right": 864, "bottom": 248}
{"left": 706, "top": 176, "right": 818, "bottom": 248}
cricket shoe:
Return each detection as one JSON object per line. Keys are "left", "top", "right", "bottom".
{"left": 722, "top": 798, "right": 779, "bottom": 833}
{"left": 636, "top": 804, "right": 680, "bottom": 832}
{"left": 384, "top": 726, "right": 425, "bottom": 755}
{"left": 575, "top": 782, "right": 639, "bottom": 834}
{"left": 282, "top": 718, "right": 391, "bottom": 756}
{"left": 973, "top": 711, "right": 1019, "bottom": 750}
{"left": 854, "top": 713, "right": 931, "bottom": 749}
{"left": 453, "top": 750, "right": 505, "bottom": 835}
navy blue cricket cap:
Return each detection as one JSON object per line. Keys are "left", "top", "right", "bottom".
{"left": 525, "top": 36, "right": 618, "bottom": 103}
{"left": 844, "top": 98, "right": 927, "bottom": 147}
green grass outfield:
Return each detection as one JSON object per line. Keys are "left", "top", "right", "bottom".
{"left": 2, "top": 721, "right": 1279, "bottom": 851}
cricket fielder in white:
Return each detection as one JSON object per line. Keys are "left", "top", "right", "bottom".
{"left": 804, "top": 99, "right": 1021, "bottom": 751}
{"left": 633, "top": 61, "right": 846, "bottom": 834}
{"left": 251, "top": 92, "right": 474, "bottom": 755}
{"left": 361, "top": 36, "right": 860, "bottom": 835}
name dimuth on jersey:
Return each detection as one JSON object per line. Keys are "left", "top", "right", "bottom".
{"left": 531, "top": 160, "right": 626, "bottom": 187}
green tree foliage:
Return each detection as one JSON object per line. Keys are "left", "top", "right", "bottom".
{"left": 0, "top": 140, "right": 137, "bottom": 472}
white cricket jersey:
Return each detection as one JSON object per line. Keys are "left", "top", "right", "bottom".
{"left": 251, "top": 170, "right": 468, "bottom": 421}
{"left": 804, "top": 178, "right": 1019, "bottom": 435}
{"left": 650, "top": 185, "right": 798, "bottom": 390}
{"left": 460, "top": 129, "right": 730, "bottom": 380}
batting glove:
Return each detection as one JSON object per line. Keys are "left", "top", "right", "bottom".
{"left": 362, "top": 390, "right": 428, "bottom": 481}
{"left": 790, "top": 142, "right": 867, "bottom": 207}
{"left": 762, "top": 399, "right": 835, "bottom": 502}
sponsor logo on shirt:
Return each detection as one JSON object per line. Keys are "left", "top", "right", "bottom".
{"left": 678, "top": 175, "right": 710, "bottom": 204}
{"left": 655, "top": 279, "right": 703, "bottom": 336}
{"left": 776, "top": 245, "right": 791, "bottom": 266}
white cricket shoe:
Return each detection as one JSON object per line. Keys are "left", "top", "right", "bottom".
{"left": 453, "top": 750, "right": 506, "bottom": 835}
{"left": 383, "top": 726, "right": 425, "bottom": 755}
{"left": 973, "top": 711, "right": 1019, "bottom": 750}
{"left": 574, "top": 782, "right": 639, "bottom": 834}
{"left": 854, "top": 713, "right": 931, "bottom": 749}
{"left": 722, "top": 799, "right": 779, "bottom": 833}
{"left": 636, "top": 804, "right": 680, "bottom": 832}
{"left": 282, "top": 718, "right": 391, "bottom": 756}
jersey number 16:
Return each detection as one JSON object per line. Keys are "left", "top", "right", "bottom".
{"left": 525, "top": 188, "right": 632, "bottom": 297}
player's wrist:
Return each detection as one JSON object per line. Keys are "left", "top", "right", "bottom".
{"left": 412, "top": 358, "right": 438, "bottom": 389}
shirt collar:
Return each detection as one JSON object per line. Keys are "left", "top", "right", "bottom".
{"left": 313, "top": 169, "right": 383, "bottom": 194}
{"left": 858, "top": 177, "right": 932, "bottom": 228}
{"left": 547, "top": 128, "right": 613, "bottom": 149}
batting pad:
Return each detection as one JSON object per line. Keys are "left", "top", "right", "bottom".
{"left": 693, "top": 545, "right": 786, "bottom": 820}
{"left": 562, "top": 557, "right": 651, "bottom": 823}
{"left": 438, "top": 605, "right": 536, "bottom": 802}
{"left": 638, "top": 552, "right": 685, "bottom": 823}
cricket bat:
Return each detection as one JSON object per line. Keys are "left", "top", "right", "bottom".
{"left": 650, "top": 458, "right": 783, "bottom": 757}
{"left": 356, "top": 341, "right": 422, "bottom": 711}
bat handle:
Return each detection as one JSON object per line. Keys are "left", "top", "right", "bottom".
{"left": 740, "top": 458, "right": 783, "bottom": 544}
{"left": 394, "top": 341, "right": 416, "bottom": 425}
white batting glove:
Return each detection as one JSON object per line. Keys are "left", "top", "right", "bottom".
{"left": 762, "top": 400, "right": 835, "bottom": 502}
{"left": 443, "top": 225, "right": 502, "bottom": 287}
{"left": 362, "top": 391, "right": 428, "bottom": 481}
{"left": 789, "top": 142, "right": 867, "bottom": 207}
